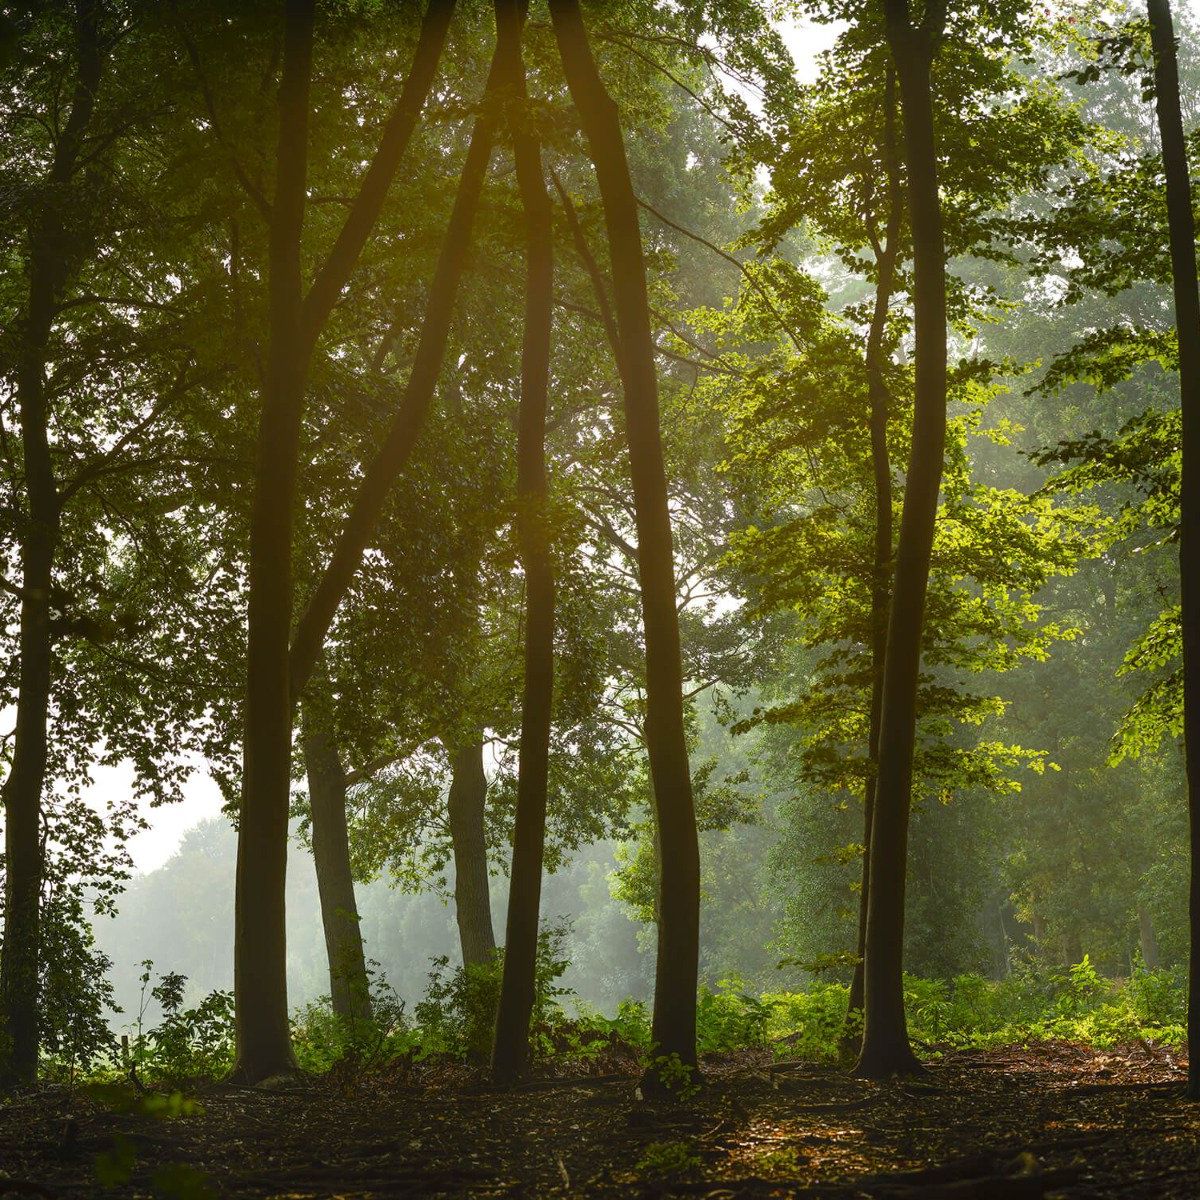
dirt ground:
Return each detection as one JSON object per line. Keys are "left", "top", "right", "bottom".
{"left": 2, "top": 1042, "right": 1198, "bottom": 1198}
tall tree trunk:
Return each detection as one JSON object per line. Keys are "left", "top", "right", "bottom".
{"left": 855, "top": 0, "right": 947, "bottom": 1080}
{"left": 848, "top": 68, "right": 901, "bottom": 1034}
{"left": 302, "top": 709, "right": 372, "bottom": 1022}
{"left": 230, "top": 0, "right": 314, "bottom": 1084}
{"left": 447, "top": 742, "right": 496, "bottom": 969}
{"left": 1148, "top": 0, "right": 1200, "bottom": 1099}
{"left": 231, "top": 0, "right": 452, "bottom": 1083}
{"left": 0, "top": 0, "right": 102, "bottom": 1088}
{"left": 491, "top": 0, "right": 556, "bottom": 1084}
{"left": 549, "top": 0, "right": 701, "bottom": 1072}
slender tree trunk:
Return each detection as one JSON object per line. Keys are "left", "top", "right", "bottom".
{"left": 491, "top": 0, "right": 555, "bottom": 1084}
{"left": 848, "top": 69, "right": 901, "bottom": 1033}
{"left": 230, "top": 0, "right": 314, "bottom": 1084}
{"left": 302, "top": 710, "right": 372, "bottom": 1022}
{"left": 549, "top": 0, "right": 701, "bottom": 1072}
{"left": 230, "top": 0, "right": 452, "bottom": 1083}
{"left": 447, "top": 742, "right": 496, "bottom": 969}
{"left": 0, "top": 0, "right": 102, "bottom": 1088}
{"left": 1148, "top": 0, "right": 1200, "bottom": 1099}
{"left": 855, "top": 2, "right": 947, "bottom": 1080}
{"left": 1137, "top": 905, "right": 1162, "bottom": 972}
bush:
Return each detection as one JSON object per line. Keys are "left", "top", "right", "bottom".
{"left": 125, "top": 962, "right": 234, "bottom": 1084}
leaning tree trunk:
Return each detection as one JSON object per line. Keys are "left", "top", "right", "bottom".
{"left": 231, "top": 0, "right": 452, "bottom": 1083}
{"left": 855, "top": 0, "right": 947, "bottom": 1081}
{"left": 447, "top": 742, "right": 497, "bottom": 969}
{"left": 302, "top": 710, "right": 372, "bottom": 1022}
{"left": 1148, "top": 0, "right": 1200, "bottom": 1099}
{"left": 0, "top": 0, "right": 102, "bottom": 1088}
{"left": 848, "top": 68, "right": 901, "bottom": 1034}
{"left": 491, "top": 0, "right": 556, "bottom": 1085}
{"left": 549, "top": 0, "right": 701, "bottom": 1073}
{"left": 287, "top": 35, "right": 507, "bottom": 694}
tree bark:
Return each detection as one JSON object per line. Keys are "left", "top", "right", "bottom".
{"left": 848, "top": 67, "right": 901, "bottom": 1035}
{"left": 549, "top": 0, "right": 701, "bottom": 1072}
{"left": 491, "top": 0, "right": 556, "bottom": 1084}
{"left": 230, "top": 0, "right": 453, "bottom": 1082}
{"left": 447, "top": 742, "right": 496, "bottom": 969}
{"left": 1137, "top": 904, "right": 1162, "bottom": 972}
{"left": 302, "top": 709, "right": 372, "bottom": 1022}
{"left": 0, "top": 0, "right": 102, "bottom": 1088}
{"left": 855, "top": 0, "right": 947, "bottom": 1080}
{"left": 1147, "top": 0, "right": 1200, "bottom": 1099}
{"left": 230, "top": 0, "right": 315, "bottom": 1084}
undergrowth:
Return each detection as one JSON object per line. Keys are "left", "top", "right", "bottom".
{"left": 58, "top": 953, "right": 1187, "bottom": 1085}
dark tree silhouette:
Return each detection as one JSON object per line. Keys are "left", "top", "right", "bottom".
{"left": 549, "top": 0, "right": 702, "bottom": 1073}
{"left": 491, "top": 0, "right": 556, "bottom": 1084}
{"left": 1147, "top": 0, "right": 1200, "bottom": 1100}
{"left": 855, "top": 0, "right": 947, "bottom": 1080}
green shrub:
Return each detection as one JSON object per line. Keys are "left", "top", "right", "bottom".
{"left": 696, "top": 978, "right": 775, "bottom": 1054}
{"left": 124, "top": 962, "right": 234, "bottom": 1084}
{"left": 636, "top": 1140, "right": 701, "bottom": 1179}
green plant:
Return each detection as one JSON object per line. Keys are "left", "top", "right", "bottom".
{"left": 125, "top": 961, "right": 234, "bottom": 1083}
{"left": 696, "top": 978, "right": 775, "bottom": 1054}
{"left": 645, "top": 1052, "right": 701, "bottom": 1100}
{"left": 292, "top": 964, "right": 419, "bottom": 1076}
{"left": 636, "top": 1140, "right": 702, "bottom": 1179}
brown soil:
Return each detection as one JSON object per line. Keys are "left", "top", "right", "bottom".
{"left": 1, "top": 1042, "right": 1197, "bottom": 1197}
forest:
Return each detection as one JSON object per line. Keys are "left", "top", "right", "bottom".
{"left": 2, "top": 0, "right": 1200, "bottom": 1195}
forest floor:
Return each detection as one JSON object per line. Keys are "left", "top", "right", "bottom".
{"left": 1, "top": 1041, "right": 1198, "bottom": 1198}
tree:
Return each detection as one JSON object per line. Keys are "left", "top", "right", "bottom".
{"left": 1, "top": 0, "right": 104, "bottom": 1089}
{"left": 856, "top": 0, "right": 948, "bottom": 1079}
{"left": 301, "top": 684, "right": 371, "bottom": 1022}
{"left": 1145, "top": 0, "right": 1200, "bottom": 1098}
{"left": 549, "top": 0, "right": 701, "bottom": 1074}
{"left": 231, "top": 0, "right": 454, "bottom": 1082}
{"left": 491, "top": 0, "right": 556, "bottom": 1084}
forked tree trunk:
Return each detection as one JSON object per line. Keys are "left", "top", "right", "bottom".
{"left": 855, "top": 1, "right": 947, "bottom": 1080}
{"left": 0, "top": 0, "right": 102, "bottom": 1088}
{"left": 230, "top": 0, "right": 315, "bottom": 1084}
{"left": 549, "top": 0, "right": 701, "bottom": 1072}
{"left": 491, "top": 0, "right": 556, "bottom": 1084}
{"left": 848, "top": 68, "right": 901, "bottom": 1033}
{"left": 231, "top": 0, "right": 453, "bottom": 1082}
{"left": 302, "top": 710, "right": 372, "bottom": 1022}
{"left": 447, "top": 742, "right": 496, "bottom": 969}
{"left": 1147, "top": 0, "right": 1200, "bottom": 1099}
{"left": 288, "top": 35, "right": 507, "bottom": 694}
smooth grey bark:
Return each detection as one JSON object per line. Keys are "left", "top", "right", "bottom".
{"left": 302, "top": 712, "right": 372, "bottom": 1022}
{"left": 447, "top": 742, "right": 497, "bottom": 969}
{"left": 848, "top": 66, "right": 901, "bottom": 1035}
{"left": 1138, "top": 905, "right": 1162, "bottom": 972}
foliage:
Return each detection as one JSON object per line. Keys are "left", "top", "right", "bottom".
{"left": 636, "top": 1140, "right": 702, "bottom": 1179}
{"left": 123, "top": 962, "right": 235, "bottom": 1085}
